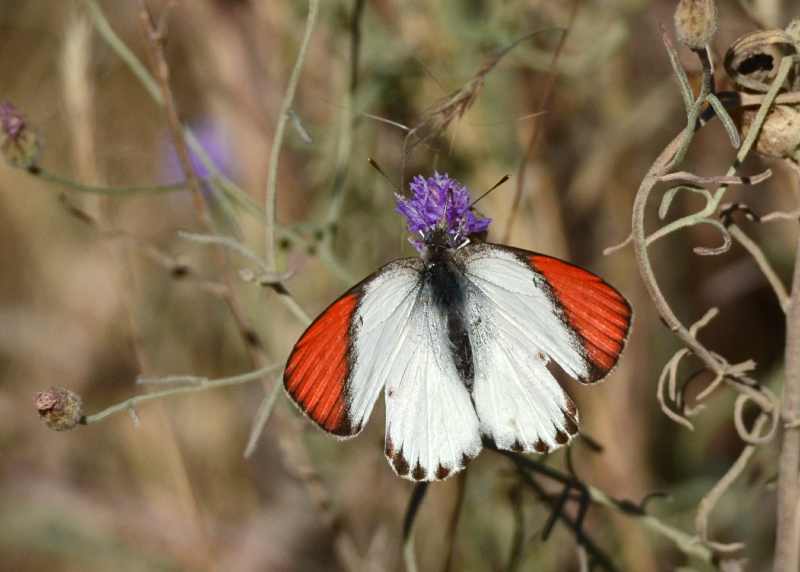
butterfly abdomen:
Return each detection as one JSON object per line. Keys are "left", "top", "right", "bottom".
{"left": 423, "top": 251, "right": 475, "bottom": 390}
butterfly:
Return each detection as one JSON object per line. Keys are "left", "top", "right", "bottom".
{"left": 283, "top": 173, "right": 632, "bottom": 482}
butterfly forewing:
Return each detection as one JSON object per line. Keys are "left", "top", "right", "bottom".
{"left": 284, "top": 259, "right": 420, "bottom": 437}
{"left": 284, "top": 291, "right": 357, "bottom": 434}
{"left": 459, "top": 243, "right": 631, "bottom": 454}
{"left": 528, "top": 253, "right": 631, "bottom": 379}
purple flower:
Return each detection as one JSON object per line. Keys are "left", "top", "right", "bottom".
{"left": 161, "top": 119, "right": 237, "bottom": 184}
{"left": 0, "top": 101, "right": 25, "bottom": 141}
{"left": 0, "top": 100, "right": 39, "bottom": 168}
{"left": 395, "top": 172, "right": 491, "bottom": 251}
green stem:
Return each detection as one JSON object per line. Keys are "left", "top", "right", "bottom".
{"left": 82, "top": 0, "right": 259, "bottom": 217}
{"left": 264, "top": 0, "right": 320, "bottom": 271}
{"left": 81, "top": 365, "right": 280, "bottom": 425}
{"left": 644, "top": 57, "right": 794, "bottom": 247}
{"left": 82, "top": 0, "right": 353, "bottom": 285}
{"left": 33, "top": 167, "right": 186, "bottom": 196}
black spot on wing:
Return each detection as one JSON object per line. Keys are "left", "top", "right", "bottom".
{"left": 392, "top": 450, "right": 410, "bottom": 477}
{"left": 562, "top": 409, "right": 579, "bottom": 436}
{"left": 534, "top": 439, "right": 549, "bottom": 454}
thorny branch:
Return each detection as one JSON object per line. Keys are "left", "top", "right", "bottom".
{"left": 522, "top": 450, "right": 712, "bottom": 564}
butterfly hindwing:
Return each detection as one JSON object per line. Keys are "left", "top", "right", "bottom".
{"left": 382, "top": 275, "right": 483, "bottom": 481}
{"left": 459, "top": 243, "right": 631, "bottom": 453}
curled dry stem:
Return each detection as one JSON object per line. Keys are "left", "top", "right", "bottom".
{"left": 656, "top": 308, "right": 723, "bottom": 429}
{"left": 728, "top": 224, "right": 791, "bottom": 310}
{"left": 629, "top": 36, "right": 796, "bottom": 566}
{"left": 656, "top": 168, "right": 772, "bottom": 186}
{"left": 657, "top": 348, "right": 694, "bottom": 430}
{"left": 632, "top": 54, "right": 793, "bottom": 385}
{"left": 695, "top": 414, "right": 769, "bottom": 555}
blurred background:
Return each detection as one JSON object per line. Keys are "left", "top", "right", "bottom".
{"left": 2, "top": 0, "right": 800, "bottom": 570}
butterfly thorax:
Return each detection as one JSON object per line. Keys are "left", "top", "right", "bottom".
{"left": 421, "top": 227, "right": 456, "bottom": 261}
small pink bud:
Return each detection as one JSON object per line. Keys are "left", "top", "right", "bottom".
{"left": 0, "top": 101, "right": 40, "bottom": 169}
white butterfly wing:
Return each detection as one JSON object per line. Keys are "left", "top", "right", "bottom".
{"left": 381, "top": 278, "right": 482, "bottom": 481}
{"left": 460, "top": 243, "right": 631, "bottom": 454}
{"left": 286, "top": 242, "right": 630, "bottom": 478}
{"left": 284, "top": 259, "right": 422, "bottom": 436}
{"left": 285, "top": 258, "right": 482, "bottom": 481}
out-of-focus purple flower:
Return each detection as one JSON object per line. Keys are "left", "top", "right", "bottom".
{"left": 0, "top": 101, "right": 25, "bottom": 140}
{"left": 161, "top": 119, "right": 237, "bottom": 186}
{"left": 395, "top": 172, "right": 491, "bottom": 252}
{"left": 0, "top": 100, "right": 40, "bottom": 168}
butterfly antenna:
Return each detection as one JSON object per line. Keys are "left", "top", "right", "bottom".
{"left": 368, "top": 157, "right": 402, "bottom": 194}
{"left": 470, "top": 174, "right": 510, "bottom": 208}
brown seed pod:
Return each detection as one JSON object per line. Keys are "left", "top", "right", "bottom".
{"left": 674, "top": 0, "right": 718, "bottom": 50}
{"left": 35, "top": 387, "right": 84, "bottom": 431}
{"left": 724, "top": 30, "right": 798, "bottom": 93}
{"left": 742, "top": 105, "right": 800, "bottom": 161}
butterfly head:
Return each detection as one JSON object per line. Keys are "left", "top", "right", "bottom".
{"left": 395, "top": 173, "right": 491, "bottom": 256}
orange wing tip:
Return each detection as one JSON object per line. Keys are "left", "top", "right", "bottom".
{"left": 530, "top": 255, "right": 632, "bottom": 381}
{"left": 284, "top": 293, "right": 360, "bottom": 435}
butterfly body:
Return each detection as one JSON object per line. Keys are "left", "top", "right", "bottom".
{"left": 421, "top": 242, "right": 476, "bottom": 389}
{"left": 284, "top": 174, "right": 632, "bottom": 481}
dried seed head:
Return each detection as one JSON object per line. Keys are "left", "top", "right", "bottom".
{"left": 0, "top": 101, "right": 40, "bottom": 168}
{"left": 742, "top": 105, "right": 800, "bottom": 162}
{"left": 674, "top": 0, "right": 718, "bottom": 50}
{"left": 724, "top": 30, "right": 798, "bottom": 93}
{"left": 35, "top": 387, "right": 83, "bottom": 431}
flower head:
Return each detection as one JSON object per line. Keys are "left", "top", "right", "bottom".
{"left": 0, "top": 101, "right": 39, "bottom": 168}
{"left": 395, "top": 173, "right": 490, "bottom": 252}
{"left": 161, "top": 119, "right": 238, "bottom": 192}
{"left": 0, "top": 101, "right": 25, "bottom": 141}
